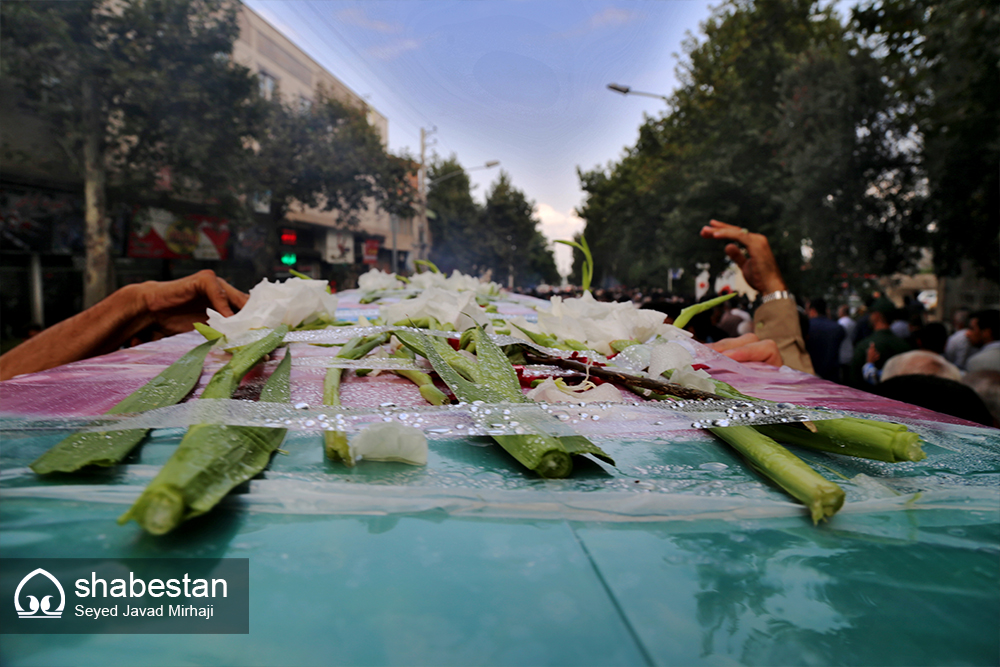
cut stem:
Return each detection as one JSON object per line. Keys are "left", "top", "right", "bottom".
{"left": 710, "top": 425, "right": 845, "bottom": 523}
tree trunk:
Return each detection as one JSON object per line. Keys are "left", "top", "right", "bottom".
{"left": 82, "top": 78, "right": 110, "bottom": 309}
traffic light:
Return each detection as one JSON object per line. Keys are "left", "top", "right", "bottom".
{"left": 280, "top": 253, "right": 296, "bottom": 266}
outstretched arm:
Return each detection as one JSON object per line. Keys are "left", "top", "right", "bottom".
{"left": 699, "top": 219, "right": 815, "bottom": 374}
{"left": 0, "top": 270, "right": 247, "bottom": 381}
{"left": 699, "top": 219, "right": 787, "bottom": 294}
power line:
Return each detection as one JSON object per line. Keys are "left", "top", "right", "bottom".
{"left": 250, "top": 1, "right": 464, "bottom": 163}
{"left": 300, "top": 2, "right": 449, "bottom": 149}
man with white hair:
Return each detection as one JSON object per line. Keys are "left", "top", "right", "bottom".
{"left": 881, "top": 350, "right": 962, "bottom": 382}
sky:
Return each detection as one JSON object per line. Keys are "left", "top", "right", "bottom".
{"left": 245, "top": 0, "right": 718, "bottom": 276}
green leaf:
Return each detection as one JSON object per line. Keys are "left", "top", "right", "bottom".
{"left": 193, "top": 322, "right": 223, "bottom": 341}
{"left": 673, "top": 292, "right": 737, "bottom": 330}
{"left": 415, "top": 259, "right": 441, "bottom": 274}
{"left": 555, "top": 236, "right": 593, "bottom": 292}
{"left": 202, "top": 326, "right": 289, "bottom": 399}
{"left": 119, "top": 349, "right": 293, "bottom": 535}
{"left": 31, "top": 339, "right": 216, "bottom": 474}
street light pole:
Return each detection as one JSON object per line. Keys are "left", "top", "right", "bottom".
{"left": 606, "top": 83, "right": 669, "bottom": 103}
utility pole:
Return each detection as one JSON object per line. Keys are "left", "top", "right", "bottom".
{"left": 419, "top": 127, "right": 436, "bottom": 261}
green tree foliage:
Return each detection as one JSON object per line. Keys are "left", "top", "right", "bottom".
{"left": 426, "top": 156, "right": 485, "bottom": 274}
{"left": 252, "top": 91, "right": 417, "bottom": 230}
{"left": 482, "top": 172, "right": 559, "bottom": 288}
{"left": 1, "top": 0, "right": 260, "bottom": 306}
{"left": 426, "top": 162, "right": 557, "bottom": 287}
{"left": 854, "top": 0, "right": 999, "bottom": 281}
{"left": 577, "top": 0, "right": 983, "bottom": 294}
{"left": 773, "top": 37, "right": 925, "bottom": 293}
{"left": 242, "top": 92, "right": 415, "bottom": 284}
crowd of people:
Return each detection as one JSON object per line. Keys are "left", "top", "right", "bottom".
{"left": 519, "top": 221, "right": 1000, "bottom": 426}
{"left": 2, "top": 220, "right": 997, "bottom": 427}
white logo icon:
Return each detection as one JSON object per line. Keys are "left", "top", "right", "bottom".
{"left": 14, "top": 568, "right": 65, "bottom": 619}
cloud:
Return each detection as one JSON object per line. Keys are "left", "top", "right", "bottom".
{"left": 336, "top": 7, "right": 403, "bottom": 33}
{"left": 333, "top": 8, "right": 420, "bottom": 61}
{"left": 553, "top": 6, "right": 637, "bottom": 40}
{"left": 535, "top": 203, "right": 585, "bottom": 277}
{"left": 587, "top": 7, "right": 635, "bottom": 30}
{"left": 368, "top": 38, "right": 422, "bottom": 61}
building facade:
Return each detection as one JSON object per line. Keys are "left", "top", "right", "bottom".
{"left": 233, "top": 6, "right": 426, "bottom": 287}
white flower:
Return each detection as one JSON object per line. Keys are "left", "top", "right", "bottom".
{"left": 534, "top": 291, "right": 670, "bottom": 355}
{"left": 407, "top": 271, "right": 449, "bottom": 291}
{"left": 379, "top": 287, "right": 489, "bottom": 330}
{"left": 409, "top": 270, "right": 500, "bottom": 295}
{"left": 647, "top": 342, "right": 694, "bottom": 378}
{"left": 350, "top": 422, "right": 427, "bottom": 465}
{"left": 207, "top": 277, "right": 338, "bottom": 338}
{"left": 358, "top": 269, "right": 404, "bottom": 292}
{"left": 526, "top": 377, "right": 623, "bottom": 404}
{"left": 670, "top": 366, "right": 716, "bottom": 393}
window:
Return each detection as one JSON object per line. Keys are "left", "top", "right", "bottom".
{"left": 259, "top": 71, "right": 278, "bottom": 100}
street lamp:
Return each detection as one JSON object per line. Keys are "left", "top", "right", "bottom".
{"left": 606, "top": 83, "right": 669, "bottom": 103}
{"left": 427, "top": 160, "right": 500, "bottom": 188}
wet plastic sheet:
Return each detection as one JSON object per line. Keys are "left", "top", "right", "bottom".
{"left": 1, "top": 295, "right": 998, "bottom": 667}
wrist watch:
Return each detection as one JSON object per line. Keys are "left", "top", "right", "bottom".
{"left": 759, "top": 290, "right": 793, "bottom": 304}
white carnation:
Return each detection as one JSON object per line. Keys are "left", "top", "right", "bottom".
{"left": 358, "top": 269, "right": 404, "bottom": 292}
{"left": 647, "top": 342, "right": 694, "bottom": 378}
{"left": 350, "top": 422, "right": 427, "bottom": 465}
{"left": 670, "top": 366, "right": 716, "bottom": 393}
{"left": 534, "top": 291, "right": 670, "bottom": 355}
{"left": 379, "top": 287, "right": 490, "bottom": 330}
{"left": 526, "top": 377, "right": 623, "bottom": 404}
{"left": 409, "top": 270, "right": 501, "bottom": 295}
{"left": 207, "top": 277, "right": 338, "bottom": 338}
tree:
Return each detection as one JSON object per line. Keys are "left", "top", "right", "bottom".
{"left": 250, "top": 91, "right": 417, "bottom": 272}
{"left": 773, "top": 38, "right": 926, "bottom": 296}
{"left": 854, "top": 0, "right": 999, "bottom": 281}
{"left": 482, "top": 172, "right": 557, "bottom": 288}
{"left": 576, "top": 0, "right": 933, "bottom": 295}
{"left": 426, "top": 156, "right": 485, "bottom": 274}
{"left": 1, "top": 0, "right": 261, "bottom": 306}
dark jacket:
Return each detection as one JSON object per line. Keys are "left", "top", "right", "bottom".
{"left": 807, "top": 316, "right": 845, "bottom": 382}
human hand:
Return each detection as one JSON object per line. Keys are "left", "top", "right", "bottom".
{"left": 699, "top": 220, "right": 786, "bottom": 294}
{"left": 866, "top": 342, "right": 880, "bottom": 365}
{"left": 134, "top": 270, "right": 248, "bottom": 338}
{"left": 706, "top": 333, "right": 783, "bottom": 367}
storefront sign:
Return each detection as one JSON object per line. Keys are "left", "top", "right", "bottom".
{"left": 363, "top": 239, "right": 380, "bottom": 265}
{"left": 325, "top": 231, "right": 354, "bottom": 264}
{"left": 127, "top": 208, "right": 229, "bottom": 260}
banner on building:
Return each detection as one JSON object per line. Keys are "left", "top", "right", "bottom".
{"left": 127, "top": 209, "right": 229, "bottom": 260}
{"left": 325, "top": 230, "right": 354, "bottom": 264}
{"left": 363, "top": 239, "right": 380, "bottom": 265}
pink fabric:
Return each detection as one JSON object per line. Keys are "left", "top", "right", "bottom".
{"left": 0, "top": 292, "right": 979, "bottom": 427}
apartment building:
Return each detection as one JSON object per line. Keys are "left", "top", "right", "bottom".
{"left": 234, "top": 5, "right": 426, "bottom": 284}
